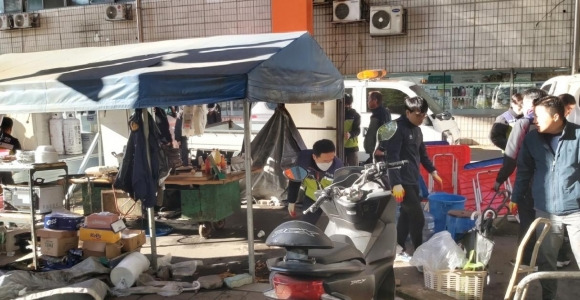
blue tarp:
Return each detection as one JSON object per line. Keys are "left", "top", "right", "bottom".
{"left": 0, "top": 31, "right": 343, "bottom": 113}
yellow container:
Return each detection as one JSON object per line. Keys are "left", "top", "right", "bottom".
{"left": 79, "top": 227, "right": 122, "bottom": 243}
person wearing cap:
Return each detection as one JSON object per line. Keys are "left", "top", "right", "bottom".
{"left": 0, "top": 117, "right": 21, "bottom": 184}
{"left": 343, "top": 93, "right": 361, "bottom": 166}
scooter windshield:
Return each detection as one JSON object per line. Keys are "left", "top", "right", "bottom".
{"left": 333, "top": 166, "right": 364, "bottom": 187}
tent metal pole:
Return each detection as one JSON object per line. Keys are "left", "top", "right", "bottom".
{"left": 243, "top": 100, "right": 255, "bottom": 280}
{"left": 142, "top": 109, "right": 157, "bottom": 270}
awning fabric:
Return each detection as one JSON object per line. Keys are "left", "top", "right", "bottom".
{"left": 0, "top": 31, "right": 343, "bottom": 113}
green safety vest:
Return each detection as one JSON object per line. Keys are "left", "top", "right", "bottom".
{"left": 344, "top": 119, "right": 358, "bottom": 149}
{"left": 303, "top": 176, "right": 334, "bottom": 201}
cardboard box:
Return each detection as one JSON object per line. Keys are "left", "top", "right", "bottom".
{"left": 79, "top": 227, "right": 121, "bottom": 243}
{"left": 0, "top": 228, "right": 30, "bottom": 253}
{"left": 2, "top": 184, "right": 64, "bottom": 213}
{"left": 44, "top": 212, "right": 84, "bottom": 230}
{"left": 85, "top": 212, "right": 119, "bottom": 229}
{"left": 40, "top": 236, "right": 79, "bottom": 257}
{"left": 36, "top": 228, "right": 78, "bottom": 239}
{"left": 82, "top": 240, "right": 122, "bottom": 259}
{"left": 121, "top": 229, "right": 146, "bottom": 252}
{"left": 101, "top": 190, "right": 142, "bottom": 217}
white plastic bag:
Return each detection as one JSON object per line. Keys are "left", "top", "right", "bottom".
{"left": 410, "top": 231, "right": 467, "bottom": 271}
{"left": 171, "top": 260, "right": 203, "bottom": 277}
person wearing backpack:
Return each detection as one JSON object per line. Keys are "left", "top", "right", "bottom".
{"left": 489, "top": 93, "right": 524, "bottom": 150}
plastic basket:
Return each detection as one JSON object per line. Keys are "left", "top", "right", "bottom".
{"left": 428, "top": 193, "right": 466, "bottom": 233}
{"left": 424, "top": 269, "right": 487, "bottom": 300}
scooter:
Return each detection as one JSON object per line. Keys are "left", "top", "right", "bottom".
{"left": 264, "top": 122, "right": 405, "bottom": 300}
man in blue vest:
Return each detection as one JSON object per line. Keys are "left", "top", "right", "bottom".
{"left": 489, "top": 93, "right": 524, "bottom": 150}
{"left": 287, "top": 139, "right": 344, "bottom": 225}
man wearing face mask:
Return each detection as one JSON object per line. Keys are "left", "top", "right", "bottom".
{"left": 287, "top": 139, "right": 344, "bottom": 225}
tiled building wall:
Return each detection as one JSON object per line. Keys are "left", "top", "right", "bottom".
{"left": 314, "top": 0, "right": 574, "bottom": 75}
{"left": 0, "top": 0, "right": 574, "bottom": 146}
{"left": 0, "top": 0, "right": 272, "bottom": 53}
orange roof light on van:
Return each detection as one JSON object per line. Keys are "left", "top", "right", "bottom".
{"left": 357, "top": 69, "right": 387, "bottom": 80}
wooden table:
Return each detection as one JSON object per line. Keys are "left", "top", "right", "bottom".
{"left": 71, "top": 168, "right": 261, "bottom": 237}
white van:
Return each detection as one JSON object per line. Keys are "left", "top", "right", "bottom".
{"left": 344, "top": 78, "right": 461, "bottom": 161}
{"left": 540, "top": 74, "right": 580, "bottom": 123}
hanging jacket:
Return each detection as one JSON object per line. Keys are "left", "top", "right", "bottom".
{"left": 114, "top": 109, "right": 169, "bottom": 208}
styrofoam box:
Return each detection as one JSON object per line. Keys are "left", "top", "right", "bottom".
{"left": 2, "top": 184, "right": 64, "bottom": 213}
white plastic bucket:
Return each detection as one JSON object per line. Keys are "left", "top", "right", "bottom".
{"left": 63, "top": 113, "right": 82, "bottom": 155}
{"left": 49, "top": 113, "right": 65, "bottom": 155}
{"left": 110, "top": 252, "right": 150, "bottom": 289}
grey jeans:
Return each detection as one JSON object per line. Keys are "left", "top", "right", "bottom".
{"left": 535, "top": 209, "right": 580, "bottom": 300}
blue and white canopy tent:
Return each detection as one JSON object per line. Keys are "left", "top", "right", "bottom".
{"left": 0, "top": 31, "right": 344, "bottom": 275}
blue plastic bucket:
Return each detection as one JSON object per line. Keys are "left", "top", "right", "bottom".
{"left": 428, "top": 193, "right": 466, "bottom": 233}
{"left": 446, "top": 210, "right": 476, "bottom": 240}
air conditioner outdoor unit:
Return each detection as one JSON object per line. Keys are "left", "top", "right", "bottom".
{"left": 0, "top": 14, "right": 13, "bottom": 30}
{"left": 370, "top": 5, "right": 406, "bottom": 36}
{"left": 333, "top": 0, "right": 361, "bottom": 22}
{"left": 105, "top": 4, "right": 132, "bottom": 21}
{"left": 12, "top": 12, "right": 32, "bottom": 28}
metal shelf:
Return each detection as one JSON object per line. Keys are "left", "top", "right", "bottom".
{"left": 0, "top": 161, "right": 68, "bottom": 270}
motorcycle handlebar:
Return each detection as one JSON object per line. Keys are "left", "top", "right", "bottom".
{"left": 304, "top": 160, "right": 408, "bottom": 214}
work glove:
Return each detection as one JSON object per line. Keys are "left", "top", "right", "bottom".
{"left": 508, "top": 201, "right": 518, "bottom": 216}
{"left": 431, "top": 171, "right": 443, "bottom": 186}
{"left": 493, "top": 181, "right": 502, "bottom": 192}
{"left": 288, "top": 203, "right": 297, "bottom": 218}
{"left": 393, "top": 184, "right": 405, "bottom": 203}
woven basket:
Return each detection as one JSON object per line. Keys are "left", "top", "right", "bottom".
{"left": 424, "top": 269, "right": 487, "bottom": 300}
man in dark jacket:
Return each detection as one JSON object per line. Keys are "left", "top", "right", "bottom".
{"left": 287, "top": 139, "right": 343, "bottom": 225}
{"left": 364, "top": 91, "right": 391, "bottom": 163}
{"left": 344, "top": 93, "right": 361, "bottom": 166}
{"left": 494, "top": 88, "right": 547, "bottom": 266}
{"left": 489, "top": 93, "right": 523, "bottom": 150}
{"left": 512, "top": 95, "right": 580, "bottom": 300}
{"left": 385, "top": 96, "right": 442, "bottom": 255}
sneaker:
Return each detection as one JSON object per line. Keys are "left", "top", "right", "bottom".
{"left": 395, "top": 251, "right": 412, "bottom": 262}
{"left": 557, "top": 260, "right": 571, "bottom": 268}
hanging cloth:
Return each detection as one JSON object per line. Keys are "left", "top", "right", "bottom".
{"left": 181, "top": 105, "right": 207, "bottom": 137}
{"left": 114, "top": 109, "right": 169, "bottom": 208}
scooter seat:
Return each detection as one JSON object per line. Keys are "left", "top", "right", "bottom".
{"left": 309, "top": 241, "right": 365, "bottom": 265}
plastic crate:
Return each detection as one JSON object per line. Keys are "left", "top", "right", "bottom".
{"left": 424, "top": 269, "right": 487, "bottom": 300}
{"left": 420, "top": 145, "right": 471, "bottom": 194}
{"left": 457, "top": 165, "right": 514, "bottom": 213}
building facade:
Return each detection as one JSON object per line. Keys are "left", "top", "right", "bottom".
{"left": 0, "top": 0, "right": 575, "bottom": 145}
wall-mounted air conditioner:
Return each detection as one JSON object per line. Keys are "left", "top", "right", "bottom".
{"left": 0, "top": 14, "right": 13, "bottom": 30}
{"left": 12, "top": 12, "right": 32, "bottom": 28}
{"left": 370, "top": 5, "right": 406, "bottom": 36}
{"left": 105, "top": 4, "right": 132, "bottom": 21}
{"left": 332, "top": 0, "right": 361, "bottom": 22}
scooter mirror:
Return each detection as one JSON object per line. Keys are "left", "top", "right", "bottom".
{"left": 283, "top": 166, "right": 308, "bottom": 182}
{"left": 377, "top": 121, "right": 397, "bottom": 142}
